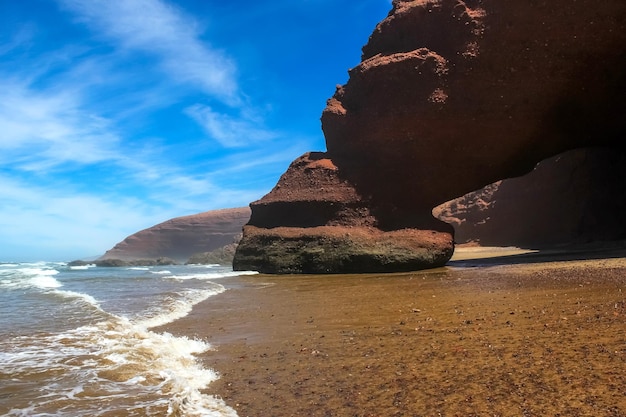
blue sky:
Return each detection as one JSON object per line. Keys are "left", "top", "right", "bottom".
{"left": 0, "top": 0, "right": 391, "bottom": 261}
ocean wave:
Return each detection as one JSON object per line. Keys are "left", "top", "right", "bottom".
{"left": 54, "top": 289, "right": 101, "bottom": 310}
{"left": 1, "top": 288, "right": 237, "bottom": 417}
{"left": 30, "top": 274, "right": 63, "bottom": 289}
{"left": 0, "top": 267, "right": 102, "bottom": 306}
{"left": 1, "top": 262, "right": 239, "bottom": 416}
{"left": 0, "top": 267, "right": 62, "bottom": 290}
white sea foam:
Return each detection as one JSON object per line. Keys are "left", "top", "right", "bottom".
{"left": 0, "top": 266, "right": 102, "bottom": 310}
{"left": 1, "top": 262, "right": 238, "bottom": 416}
{"left": 0, "top": 267, "right": 63, "bottom": 290}
{"left": 124, "top": 375, "right": 147, "bottom": 385}
{"left": 127, "top": 267, "right": 150, "bottom": 271}
{"left": 151, "top": 270, "right": 172, "bottom": 275}
{"left": 15, "top": 267, "right": 58, "bottom": 276}
{"left": 69, "top": 264, "right": 96, "bottom": 270}
{"left": 137, "top": 287, "right": 225, "bottom": 329}
{"left": 166, "top": 270, "right": 258, "bottom": 281}
{"left": 54, "top": 289, "right": 101, "bottom": 310}
{"left": 30, "top": 274, "right": 63, "bottom": 289}
{"left": 1, "top": 291, "right": 237, "bottom": 416}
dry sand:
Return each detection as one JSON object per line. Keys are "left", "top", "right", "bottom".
{"left": 160, "top": 247, "right": 626, "bottom": 417}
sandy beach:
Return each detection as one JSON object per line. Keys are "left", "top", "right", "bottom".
{"left": 160, "top": 247, "right": 626, "bottom": 416}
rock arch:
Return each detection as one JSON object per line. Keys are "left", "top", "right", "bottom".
{"left": 234, "top": 0, "right": 626, "bottom": 273}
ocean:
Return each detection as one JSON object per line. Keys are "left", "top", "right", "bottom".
{"left": 0, "top": 261, "right": 257, "bottom": 417}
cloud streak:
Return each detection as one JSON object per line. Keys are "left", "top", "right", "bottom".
{"left": 185, "top": 104, "right": 278, "bottom": 148}
{"left": 0, "top": 79, "right": 121, "bottom": 171}
{"left": 57, "top": 0, "right": 279, "bottom": 149}
{"left": 58, "top": 0, "right": 240, "bottom": 105}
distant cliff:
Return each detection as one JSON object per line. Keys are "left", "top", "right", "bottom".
{"left": 100, "top": 208, "right": 250, "bottom": 263}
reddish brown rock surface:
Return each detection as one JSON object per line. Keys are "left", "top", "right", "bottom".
{"left": 234, "top": 153, "right": 453, "bottom": 273}
{"left": 235, "top": 0, "right": 626, "bottom": 273}
{"left": 434, "top": 147, "right": 626, "bottom": 248}
{"left": 101, "top": 208, "right": 250, "bottom": 262}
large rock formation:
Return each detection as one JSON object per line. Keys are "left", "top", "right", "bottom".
{"left": 233, "top": 153, "right": 452, "bottom": 273}
{"left": 234, "top": 0, "right": 626, "bottom": 274}
{"left": 434, "top": 147, "right": 626, "bottom": 248}
{"left": 101, "top": 208, "right": 250, "bottom": 263}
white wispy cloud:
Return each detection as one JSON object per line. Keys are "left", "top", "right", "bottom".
{"left": 0, "top": 79, "right": 121, "bottom": 171}
{"left": 185, "top": 104, "right": 278, "bottom": 148}
{"left": 57, "top": 0, "right": 282, "bottom": 149}
{"left": 58, "top": 0, "right": 240, "bottom": 105}
{"left": 0, "top": 175, "right": 165, "bottom": 260}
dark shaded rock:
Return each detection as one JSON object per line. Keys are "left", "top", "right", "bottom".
{"left": 187, "top": 243, "right": 238, "bottom": 266}
{"left": 68, "top": 260, "right": 92, "bottom": 267}
{"left": 93, "top": 259, "right": 129, "bottom": 267}
{"left": 93, "top": 257, "right": 178, "bottom": 267}
{"left": 434, "top": 147, "right": 626, "bottom": 247}
{"left": 235, "top": 0, "right": 626, "bottom": 274}
{"left": 101, "top": 208, "right": 250, "bottom": 263}
{"left": 322, "top": 0, "right": 625, "bottom": 208}
{"left": 235, "top": 224, "right": 452, "bottom": 274}
{"left": 187, "top": 234, "right": 242, "bottom": 265}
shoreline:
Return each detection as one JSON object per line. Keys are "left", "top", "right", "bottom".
{"left": 159, "top": 248, "right": 626, "bottom": 416}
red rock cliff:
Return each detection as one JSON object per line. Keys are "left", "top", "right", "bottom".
{"left": 101, "top": 207, "right": 250, "bottom": 262}
{"left": 234, "top": 0, "right": 626, "bottom": 273}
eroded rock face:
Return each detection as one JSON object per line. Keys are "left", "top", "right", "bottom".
{"left": 234, "top": 153, "right": 453, "bottom": 273}
{"left": 234, "top": 0, "right": 625, "bottom": 273}
{"left": 101, "top": 208, "right": 250, "bottom": 262}
{"left": 323, "top": 0, "right": 625, "bottom": 208}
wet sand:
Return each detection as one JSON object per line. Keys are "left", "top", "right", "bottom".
{"left": 161, "top": 248, "right": 626, "bottom": 416}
